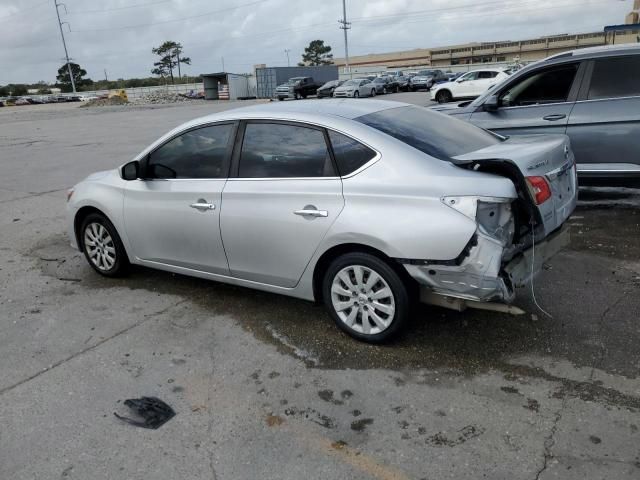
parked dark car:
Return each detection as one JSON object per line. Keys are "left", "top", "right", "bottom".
{"left": 275, "top": 76, "right": 323, "bottom": 100}
{"left": 411, "top": 69, "right": 448, "bottom": 90}
{"left": 396, "top": 75, "right": 411, "bottom": 91}
{"left": 317, "top": 80, "right": 344, "bottom": 98}
{"left": 431, "top": 44, "right": 640, "bottom": 185}
{"left": 370, "top": 77, "right": 395, "bottom": 94}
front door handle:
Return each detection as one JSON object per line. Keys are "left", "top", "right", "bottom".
{"left": 542, "top": 114, "right": 566, "bottom": 121}
{"left": 294, "top": 208, "right": 328, "bottom": 218}
{"left": 190, "top": 200, "right": 216, "bottom": 211}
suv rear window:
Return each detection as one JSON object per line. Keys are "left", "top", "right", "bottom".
{"left": 355, "top": 106, "right": 502, "bottom": 160}
{"left": 588, "top": 56, "right": 640, "bottom": 100}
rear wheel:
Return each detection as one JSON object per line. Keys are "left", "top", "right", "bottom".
{"left": 80, "top": 213, "right": 129, "bottom": 277}
{"left": 436, "top": 89, "right": 452, "bottom": 103}
{"left": 322, "top": 252, "right": 410, "bottom": 343}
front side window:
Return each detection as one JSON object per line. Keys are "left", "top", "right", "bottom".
{"left": 588, "top": 56, "right": 640, "bottom": 100}
{"left": 356, "top": 106, "right": 502, "bottom": 160}
{"left": 328, "top": 131, "right": 377, "bottom": 176}
{"left": 239, "top": 123, "right": 335, "bottom": 178}
{"left": 146, "top": 124, "right": 234, "bottom": 179}
{"left": 460, "top": 72, "right": 479, "bottom": 81}
{"left": 500, "top": 63, "right": 578, "bottom": 107}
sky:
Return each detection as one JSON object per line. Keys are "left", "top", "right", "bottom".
{"left": 0, "top": 0, "right": 633, "bottom": 84}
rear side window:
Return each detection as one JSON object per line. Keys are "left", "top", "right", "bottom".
{"left": 500, "top": 64, "right": 578, "bottom": 106}
{"left": 239, "top": 123, "right": 335, "bottom": 178}
{"left": 356, "top": 106, "right": 502, "bottom": 160}
{"left": 147, "top": 124, "right": 233, "bottom": 179}
{"left": 478, "top": 71, "right": 498, "bottom": 79}
{"left": 328, "top": 131, "right": 376, "bottom": 175}
{"left": 588, "top": 56, "right": 640, "bottom": 100}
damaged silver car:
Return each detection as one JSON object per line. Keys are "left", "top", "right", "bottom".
{"left": 66, "top": 100, "right": 576, "bottom": 342}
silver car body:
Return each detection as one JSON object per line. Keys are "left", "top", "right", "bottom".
{"left": 333, "top": 79, "right": 375, "bottom": 98}
{"left": 67, "top": 100, "right": 576, "bottom": 305}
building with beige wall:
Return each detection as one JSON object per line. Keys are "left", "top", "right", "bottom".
{"left": 333, "top": 6, "right": 640, "bottom": 71}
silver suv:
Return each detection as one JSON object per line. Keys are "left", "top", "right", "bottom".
{"left": 432, "top": 44, "right": 640, "bottom": 185}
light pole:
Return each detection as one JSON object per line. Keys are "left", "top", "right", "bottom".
{"left": 53, "top": 0, "right": 76, "bottom": 93}
{"left": 339, "top": 0, "right": 351, "bottom": 78}
{"left": 284, "top": 49, "right": 291, "bottom": 67}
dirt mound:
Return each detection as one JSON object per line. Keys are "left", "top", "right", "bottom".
{"left": 80, "top": 96, "right": 128, "bottom": 107}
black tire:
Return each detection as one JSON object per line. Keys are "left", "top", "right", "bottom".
{"left": 80, "top": 212, "right": 129, "bottom": 277}
{"left": 322, "top": 252, "right": 410, "bottom": 343}
{"left": 302, "top": 93, "right": 308, "bottom": 99}
{"left": 294, "top": 92, "right": 301, "bottom": 100}
{"left": 353, "top": 91, "right": 359, "bottom": 98}
{"left": 383, "top": 86, "right": 387, "bottom": 94}
{"left": 436, "top": 89, "right": 452, "bottom": 103}
{"left": 370, "top": 89, "right": 376, "bottom": 97}
{"left": 278, "top": 97, "right": 284, "bottom": 101}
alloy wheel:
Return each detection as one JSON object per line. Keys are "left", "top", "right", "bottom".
{"left": 330, "top": 265, "right": 396, "bottom": 335}
{"left": 84, "top": 222, "right": 116, "bottom": 271}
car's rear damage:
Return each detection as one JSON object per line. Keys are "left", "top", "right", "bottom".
{"left": 402, "top": 135, "right": 577, "bottom": 310}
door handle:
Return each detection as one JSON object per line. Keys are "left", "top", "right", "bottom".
{"left": 190, "top": 202, "right": 215, "bottom": 211}
{"left": 294, "top": 209, "right": 328, "bottom": 218}
{"left": 542, "top": 114, "right": 566, "bottom": 121}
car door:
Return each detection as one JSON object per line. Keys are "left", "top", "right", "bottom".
{"left": 469, "top": 62, "right": 585, "bottom": 136}
{"left": 123, "top": 122, "right": 236, "bottom": 274}
{"left": 454, "top": 72, "right": 479, "bottom": 97}
{"left": 221, "top": 121, "right": 344, "bottom": 288}
{"left": 471, "top": 71, "right": 498, "bottom": 96}
{"left": 566, "top": 54, "right": 640, "bottom": 173}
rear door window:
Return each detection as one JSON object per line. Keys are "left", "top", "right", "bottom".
{"left": 238, "top": 123, "right": 335, "bottom": 178}
{"left": 478, "top": 71, "right": 498, "bottom": 79}
{"left": 587, "top": 56, "right": 640, "bottom": 100}
{"left": 499, "top": 64, "right": 578, "bottom": 106}
{"left": 328, "top": 131, "right": 377, "bottom": 176}
{"left": 356, "top": 105, "right": 502, "bottom": 160}
{"left": 146, "top": 124, "right": 234, "bottom": 179}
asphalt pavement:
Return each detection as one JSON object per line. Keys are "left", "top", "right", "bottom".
{"left": 1, "top": 93, "right": 639, "bottom": 480}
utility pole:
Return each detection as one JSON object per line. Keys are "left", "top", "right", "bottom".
{"left": 53, "top": 0, "right": 76, "bottom": 93}
{"left": 339, "top": 0, "right": 351, "bottom": 78}
{"left": 221, "top": 56, "right": 225, "bottom": 72}
{"left": 104, "top": 69, "right": 108, "bottom": 82}
{"left": 284, "top": 49, "right": 291, "bottom": 67}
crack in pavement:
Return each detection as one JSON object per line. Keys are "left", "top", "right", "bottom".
{"left": 0, "top": 188, "right": 66, "bottom": 205}
{"left": 0, "top": 299, "right": 187, "bottom": 397}
{"left": 206, "top": 321, "right": 218, "bottom": 480}
{"left": 534, "top": 396, "right": 567, "bottom": 480}
{"left": 589, "top": 291, "right": 628, "bottom": 382}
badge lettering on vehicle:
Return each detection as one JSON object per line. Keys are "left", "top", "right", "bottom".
{"left": 527, "top": 159, "right": 549, "bottom": 171}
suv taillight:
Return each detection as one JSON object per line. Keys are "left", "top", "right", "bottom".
{"left": 526, "top": 176, "right": 552, "bottom": 205}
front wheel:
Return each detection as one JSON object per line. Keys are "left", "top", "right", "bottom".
{"left": 294, "top": 92, "right": 301, "bottom": 100}
{"left": 322, "top": 252, "right": 410, "bottom": 343}
{"left": 353, "top": 91, "right": 359, "bottom": 98}
{"left": 80, "top": 213, "right": 129, "bottom": 277}
{"left": 436, "top": 90, "right": 452, "bottom": 103}
{"left": 383, "top": 87, "right": 387, "bottom": 94}
{"left": 370, "top": 89, "right": 376, "bottom": 97}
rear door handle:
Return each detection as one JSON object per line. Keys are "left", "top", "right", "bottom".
{"left": 542, "top": 114, "right": 566, "bottom": 121}
{"left": 294, "top": 209, "right": 328, "bottom": 218}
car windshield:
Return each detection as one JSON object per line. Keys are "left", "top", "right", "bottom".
{"left": 343, "top": 80, "right": 359, "bottom": 86}
{"left": 321, "top": 80, "right": 338, "bottom": 88}
{"left": 355, "top": 106, "right": 503, "bottom": 160}
{"left": 418, "top": 70, "right": 437, "bottom": 76}
{"left": 373, "top": 78, "right": 385, "bottom": 83}
{"left": 287, "top": 77, "right": 305, "bottom": 84}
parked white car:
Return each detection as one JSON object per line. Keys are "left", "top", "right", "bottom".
{"left": 431, "top": 69, "right": 510, "bottom": 103}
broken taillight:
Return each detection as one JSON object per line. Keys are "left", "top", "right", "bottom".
{"left": 525, "top": 176, "right": 551, "bottom": 205}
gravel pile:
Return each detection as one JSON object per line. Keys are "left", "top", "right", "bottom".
{"left": 80, "top": 96, "right": 128, "bottom": 107}
{"left": 131, "top": 91, "right": 195, "bottom": 105}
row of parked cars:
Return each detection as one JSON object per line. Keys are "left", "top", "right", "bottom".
{"left": 0, "top": 94, "right": 97, "bottom": 107}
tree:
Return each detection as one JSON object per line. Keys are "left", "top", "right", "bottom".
{"left": 56, "top": 63, "right": 92, "bottom": 92}
{"left": 299, "top": 40, "right": 333, "bottom": 66}
{"left": 151, "top": 41, "right": 191, "bottom": 84}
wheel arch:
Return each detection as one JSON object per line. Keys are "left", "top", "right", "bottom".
{"left": 311, "top": 243, "right": 417, "bottom": 303}
{"left": 437, "top": 88, "right": 453, "bottom": 101}
{"left": 74, "top": 206, "right": 129, "bottom": 260}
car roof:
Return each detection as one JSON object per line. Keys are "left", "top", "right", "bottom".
{"left": 185, "top": 99, "right": 410, "bottom": 125}
{"left": 544, "top": 43, "right": 640, "bottom": 61}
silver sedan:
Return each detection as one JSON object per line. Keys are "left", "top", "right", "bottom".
{"left": 67, "top": 100, "right": 576, "bottom": 342}
{"left": 332, "top": 79, "right": 376, "bottom": 98}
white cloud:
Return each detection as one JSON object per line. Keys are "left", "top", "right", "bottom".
{"left": 0, "top": 0, "right": 631, "bottom": 84}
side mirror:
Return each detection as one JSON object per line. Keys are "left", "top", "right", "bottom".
{"left": 483, "top": 94, "right": 500, "bottom": 112}
{"left": 121, "top": 160, "right": 140, "bottom": 181}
